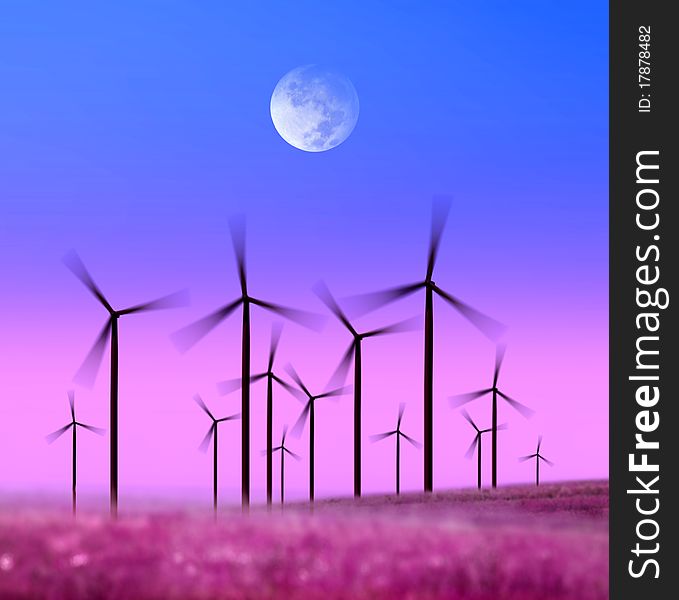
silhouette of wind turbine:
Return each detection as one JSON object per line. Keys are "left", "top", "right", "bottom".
{"left": 450, "top": 343, "right": 533, "bottom": 488}
{"left": 194, "top": 394, "right": 240, "bottom": 514}
{"left": 460, "top": 409, "right": 507, "bottom": 489}
{"left": 64, "top": 251, "right": 188, "bottom": 517}
{"left": 314, "top": 281, "right": 419, "bottom": 498}
{"left": 370, "top": 403, "right": 421, "bottom": 495}
{"left": 519, "top": 436, "right": 554, "bottom": 486}
{"left": 171, "top": 218, "right": 323, "bottom": 508}
{"left": 46, "top": 390, "right": 104, "bottom": 515}
{"left": 344, "top": 199, "right": 505, "bottom": 492}
{"left": 287, "top": 364, "right": 350, "bottom": 502}
{"left": 268, "top": 426, "right": 300, "bottom": 505}
{"left": 217, "top": 323, "right": 304, "bottom": 506}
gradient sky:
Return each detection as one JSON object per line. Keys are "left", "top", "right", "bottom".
{"left": 0, "top": 1, "right": 608, "bottom": 509}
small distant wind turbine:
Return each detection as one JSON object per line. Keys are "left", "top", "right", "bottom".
{"left": 460, "top": 409, "right": 507, "bottom": 489}
{"left": 450, "top": 344, "right": 533, "bottom": 488}
{"left": 287, "top": 364, "right": 350, "bottom": 502}
{"left": 217, "top": 323, "right": 304, "bottom": 507}
{"left": 370, "top": 403, "right": 421, "bottom": 495}
{"left": 344, "top": 199, "right": 505, "bottom": 492}
{"left": 64, "top": 251, "right": 188, "bottom": 517}
{"left": 269, "top": 426, "right": 300, "bottom": 505}
{"left": 172, "top": 217, "right": 323, "bottom": 508}
{"left": 46, "top": 390, "right": 104, "bottom": 515}
{"left": 314, "top": 281, "right": 419, "bottom": 498}
{"left": 519, "top": 436, "right": 554, "bottom": 486}
{"left": 194, "top": 394, "right": 240, "bottom": 514}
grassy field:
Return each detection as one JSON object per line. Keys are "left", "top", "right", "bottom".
{"left": 0, "top": 481, "right": 608, "bottom": 599}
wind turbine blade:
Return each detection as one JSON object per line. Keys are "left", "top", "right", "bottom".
{"left": 63, "top": 250, "right": 113, "bottom": 313}
{"left": 464, "top": 434, "right": 480, "bottom": 459}
{"left": 250, "top": 297, "right": 325, "bottom": 332}
{"left": 193, "top": 394, "right": 215, "bottom": 421}
{"left": 118, "top": 289, "right": 190, "bottom": 315}
{"left": 284, "top": 447, "right": 302, "bottom": 461}
{"left": 78, "top": 423, "right": 106, "bottom": 436}
{"left": 46, "top": 423, "right": 72, "bottom": 444}
{"left": 449, "top": 388, "right": 493, "bottom": 408}
{"left": 494, "top": 343, "right": 507, "bottom": 387}
{"left": 537, "top": 435, "right": 543, "bottom": 453}
{"left": 316, "top": 385, "right": 351, "bottom": 400}
{"left": 496, "top": 422, "right": 509, "bottom": 431}
{"left": 398, "top": 403, "right": 405, "bottom": 428}
{"left": 271, "top": 374, "right": 307, "bottom": 402}
{"left": 199, "top": 424, "right": 215, "bottom": 453}
{"left": 326, "top": 343, "right": 355, "bottom": 389}
{"left": 497, "top": 390, "right": 535, "bottom": 418}
{"left": 369, "top": 430, "right": 397, "bottom": 443}
{"left": 401, "top": 432, "right": 422, "bottom": 448}
{"left": 285, "top": 364, "right": 312, "bottom": 398}
{"left": 342, "top": 282, "right": 424, "bottom": 318}
{"left": 313, "top": 280, "right": 354, "bottom": 333}
{"left": 518, "top": 454, "right": 537, "bottom": 462}
{"left": 460, "top": 408, "right": 480, "bottom": 432}
{"left": 431, "top": 284, "right": 507, "bottom": 341}
{"left": 218, "top": 413, "right": 241, "bottom": 422}
{"left": 362, "top": 315, "right": 421, "bottom": 338}
{"left": 170, "top": 298, "right": 242, "bottom": 352}
{"left": 74, "top": 320, "right": 112, "bottom": 388}
{"left": 427, "top": 196, "right": 452, "bottom": 280}
{"left": 291, "top": 401, "right": 312, "bottom": 438}
{"left": 540, "top": 455, "right": 555, "bottom": 467}
{"left": 281, "top": 425, "right": 288, "bottom": 444}
{"left": 269, "top": 322, "right": 283, "bottom": 370}
{"left": 229, "top": 215, "right": 247, "bottom": 295}
{"left": 68, "top": 390, "right": 75, "bottom": 421}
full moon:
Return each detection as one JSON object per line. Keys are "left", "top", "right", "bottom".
{"left": 270, "top": 65, "right": 359, "bottom": 152}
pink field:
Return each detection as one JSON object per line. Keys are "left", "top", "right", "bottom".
{"left": 0, "top": 481, "right": 608, "bottom": 599}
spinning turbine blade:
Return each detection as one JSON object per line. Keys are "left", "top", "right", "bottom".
{"left": 427, "top": 196, "right": 452, "bottom": 280}
{"left": 285, "top": 364, "right": 312, "bottom": 398}
{"left": 171, "top": 298, "right": 242, "bottom": 352}
{"left": 398, "top": 403, "right": 406, "bottom": 427}
{"left": 118, "top": 289, "right": 190, "bottom": 315}
{"left": 464, "top": 434, "right": 480, "bottom": 459}
{"left": 281, "top": 425, "right": 288, "bottom": 444}
{"left": 496, "top": 422, "right": 509, "bottom": 431}
{"left": 218, "top": 413, "right": 241, "bottom": 422}
{"left": 431, "top": 284, "right": 506, "bottom": 341}
{"left": 63, "top": 251, "right": 113, "bottom": 313}
{"left": 316, "top": 385, "right": 352, "bottom": 400}
{"left": 342, "top": 282, "right": 424, "bottom": 317}
{"left": 460, "top": 408, "right": 480, "bottom": 432}
{"left": 250, "top": 297, "right": 325, "bottom": 331}
{"left": 537, "top": 435, "right": 543, "bottom": 453}
{"left": 497, "top": 390, "right": 535, "bottom": 418}
{"left": 271, "top": 374, "right": 307, "bottom": 402}
{"left": 291, "top": 401, "right": 312, "bottom": 438}
{"left": 369, "top": 430, "right": 397, "bottom": 443}
{"left": 229, "top": 215, "right": 247, "bottom": 294}
{"left": 494, "top": 343, "right": 507, "bottom": 387}
{"left": 216, "top": 373, "right": 266, "bottom": 395}
{"left": 518, "top": 454, "right": 537, "bottom": 462}
{"left": 78, "top": 423, "right": 106, "bottom": 435}
{"left": 313, "top": 281, "right": 354, "bottom": 332}
{"left": 401, "top": 432, "right": 422, "bottom": 448}
{"left": 362, "top": 315, "right": 421, "bottom": 338}
{"left": 269, "top": 322, "right": 283, "bottom": 369}
{"left": 326, "top": 343, "right": 355, "bottom": 389}
{"left": 449, "top": 388, "right": 493, "bottom": 408}
{"left": 46, "top": 423, "right": 72, "bottom": 444}
{"left": 199, "top": 424, "right": 215, "bottom": 452}
{"left": 284, "top": 447, "right": 301, "bottom": 461}
{"left": 68, "top": 390, "right": 75, "bottom": 421}
{"left": 193, "top": 394, "right": 215, "bottom": 421}
{"left": 540, "top": 455, "right": 555, "bottom": 467}
{"left": 74, "top": 320, "right": 112, "bottom": 387}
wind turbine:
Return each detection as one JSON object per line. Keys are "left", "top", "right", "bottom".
{"left": 370, "top": 403, "right": 421, "bottom": 495}
{"left": 287, "top": 364, "right": 350, "bottom": 502}
{"left": 46, "top": 390, "right": 104, "bottom": 515}
{"left": 314, "top": 281, "right": 419, "bottom": 498}
{"left": 344, "top": 199, "right": 505, "bottom": 492}
{"left": 194, "top": 394, "right": 240, "bottom": 514}
{"left": 450, "top": 343, "right": 534, "bottom": 488}
{"left": 519, "top": 436, "right": 553, "bottom": 486}
{"left": 269, "top": 426, "right": 300, "bottom": 505}
{"left": 460, "top": 409, "right": 507, "bottom": 489}
{"left": 217, "top": 323, "right": 305, "bottom": 506}
{"left": 64, "top": 251, "right": 188, "bottom": 517}
{"left": 171, "top": 217, "right": 323, "bottom": 508}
